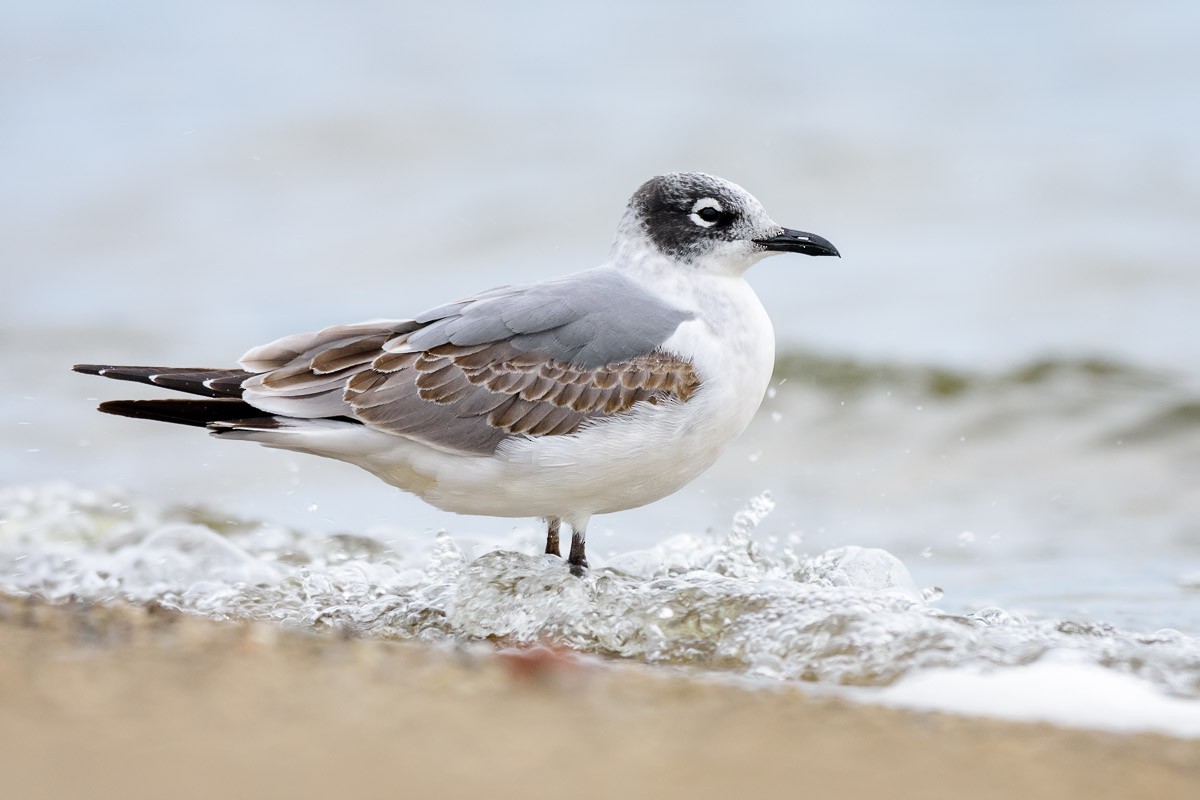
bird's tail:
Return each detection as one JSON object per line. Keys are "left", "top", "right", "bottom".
{"left": 74, "top": 364, "right": 272, "bottom": 429}
{"left": 72, "top": 364, "right": 250, "bottom": 398}
{"left": 96, "top": 398, "right": 271, "bottom": 428}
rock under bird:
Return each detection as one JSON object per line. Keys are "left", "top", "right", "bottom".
{"left": 75, "top": 172, "right": 839, "bottom": 574}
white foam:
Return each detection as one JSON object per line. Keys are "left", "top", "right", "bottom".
{"left": 866, "top": 651, "right": 1200, "bottom": 738}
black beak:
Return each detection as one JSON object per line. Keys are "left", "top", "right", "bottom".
{"left": 753, "top": 227, "right": 840, "bottom": 257}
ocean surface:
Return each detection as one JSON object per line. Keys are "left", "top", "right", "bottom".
{"left": 2, "top": 0, "right": 1198, "bottom": 734}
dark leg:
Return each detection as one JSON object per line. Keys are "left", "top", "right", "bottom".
{"left": 567, "top": 524, "right": 588, "bottom": 576}
{"left": 544, "top": 517, "right": 561, "bottom": 557}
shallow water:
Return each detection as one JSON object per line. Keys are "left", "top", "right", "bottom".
{"left": 2, "top": 484, "right": 1198, "bottom": 720}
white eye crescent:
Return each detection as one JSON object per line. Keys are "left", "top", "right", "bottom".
{"left": 689, "top": 198, "right": 723, "bottom": 228}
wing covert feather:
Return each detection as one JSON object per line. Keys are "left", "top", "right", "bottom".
{"left": 239, "top": 271, "right": 700, "bottom": 455}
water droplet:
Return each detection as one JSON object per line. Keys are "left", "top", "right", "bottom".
{"left": 730, "top": 492, "right": 775, "bottom": 538}
{"left": 957, "top": 531, "right": 976, "bottom": 547}
{"left": 920, "top": 547, "right": 933, "bottom": 558}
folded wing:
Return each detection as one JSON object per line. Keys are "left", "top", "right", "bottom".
{"left": 239, "top": 268, "right": 700, "bottom": 455}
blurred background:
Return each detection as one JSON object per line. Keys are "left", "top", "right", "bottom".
{"left": 3, "top": 0, "right": 1198, "bottom": 629}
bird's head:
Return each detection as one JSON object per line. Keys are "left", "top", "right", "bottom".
{"left": 617, "top": 172, "right": 839, "bottom": 276}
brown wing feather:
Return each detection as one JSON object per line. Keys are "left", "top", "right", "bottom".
{"left": 462, "top": 348, "right": 694, "bottom": 422}
{"left": 352, "top": 343, "right": 700, "bottom": 447}
{"left": 242, "top": 326, "right": 701, "bottom": 455}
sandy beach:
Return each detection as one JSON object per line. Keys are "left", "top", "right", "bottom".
{"left": 1, "top": 594, "right": 1195, "bottom": 800}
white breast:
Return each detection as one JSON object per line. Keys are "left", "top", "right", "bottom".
{"left": 659, "top": 272, "right": 776, "bottom": 437}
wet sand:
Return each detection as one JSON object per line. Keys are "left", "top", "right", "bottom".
{"left": 1, "top": 595, "right": 1196, "bottom": 800}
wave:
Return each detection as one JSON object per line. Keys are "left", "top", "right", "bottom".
{"left": 2, "top": 483, "right": 1197, "bottom": 699}
{"left": 773, "top": 350, "right": 1177, "bottom": 398}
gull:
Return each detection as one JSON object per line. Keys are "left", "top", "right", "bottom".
{"left": 74, "top": 173, "right": 839, "bottom": 574}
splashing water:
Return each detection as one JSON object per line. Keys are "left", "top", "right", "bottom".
{"left": 1, "top": 483, "right": 1198, "bottom": 697}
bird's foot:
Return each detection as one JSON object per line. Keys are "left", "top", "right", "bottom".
{"left": 566, "top": 521, "right": 589, "bottom": 576}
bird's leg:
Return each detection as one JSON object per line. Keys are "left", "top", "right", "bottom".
{"left": 567, "top": 523, "right": 589, "bottom": 577}
{"left": 544, "top": 517, "right": 561, "bottom": 557}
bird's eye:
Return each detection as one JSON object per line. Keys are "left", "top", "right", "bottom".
{"left": 689, "top": 198, "right": 724, "bottom": 228}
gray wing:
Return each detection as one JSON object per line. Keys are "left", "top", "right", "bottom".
{"left": 238, "top": 268, "right": 699, "bottom": 455}
{"left": 402, "top": 268, "right": 693, "bottom": 369}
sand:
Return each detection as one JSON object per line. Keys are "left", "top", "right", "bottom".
{"left": 1, "top": 594, "right": 1196, "bottom": 800}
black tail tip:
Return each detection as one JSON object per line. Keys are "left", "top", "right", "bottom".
{"left": 73, "top": 364, "right": 107, "bottom": 375}
{"left": 95, "top": 398, "right": 268, "bottom": 428}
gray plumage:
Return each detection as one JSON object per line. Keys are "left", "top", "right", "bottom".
{"left": 233, "top": 267, "right": 699, "bottom": 455}
{"left": 399, "top": 268, "right": 692, "bottom": 368}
